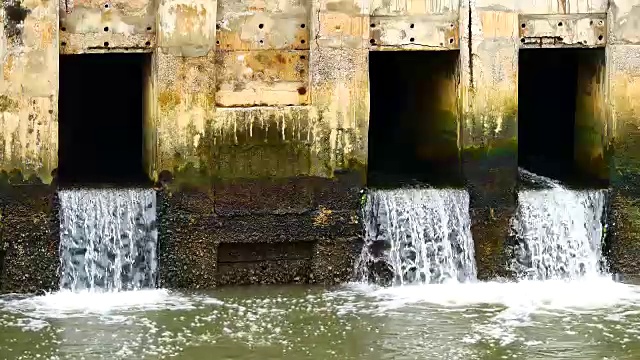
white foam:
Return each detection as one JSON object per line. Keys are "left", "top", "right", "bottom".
{"left": 348, "top": 276, "right": 640, "bottom": 311}
{"left": 0, "top": 289, "right": 215, "bottom": 319}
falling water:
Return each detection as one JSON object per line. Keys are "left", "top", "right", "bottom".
{"left": 510, "top": 170, "right": 607, "bottom": 280}
{"left": 357, "top": 188, "right": 477, "bottom": 285}
{"left": 58, "top": 189, "right": 158, "bottom": 292}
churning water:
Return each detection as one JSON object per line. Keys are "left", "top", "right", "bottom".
{"left": 510, "top": 170, "right": 607, "bottom": 280}
{"left": 58, "top": 189, "right": 158, "bottom": 292}
{"left": 1, "top": 175, "right": 640, "bottom": 359}
{"left": 357, "top": 188, "right": 476, "bottom": 285}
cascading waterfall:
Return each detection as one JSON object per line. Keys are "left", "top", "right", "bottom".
{"left": 58, "top": 189, "right": 158, "bottom": 292}
{"left": 357, "top": 188, "right": 477, "bottom": 285}
{"left": 510, "top": 170, "right": 608, "bottom": 280}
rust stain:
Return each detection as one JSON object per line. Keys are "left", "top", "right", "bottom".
{"left": 175, "top": 4, "right": 207, "bottom": 34}
{"left": 3, "top": 55, "right": 13, "bottom": 81}
{"left": 275, "top": 53, "right": 287, "bottom": 64}
{"left": 39, "top": 20, "right": 55, "bottom": 47}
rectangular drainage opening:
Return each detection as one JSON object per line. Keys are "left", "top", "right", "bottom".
{"left": 58, "top": 53, "right": 152, "bottom": 186}
{"left": 367, "top": 50, "right": 462, "bottom": 189}
{"left": 518, "top": 48, "right": 608, "bottom": 188}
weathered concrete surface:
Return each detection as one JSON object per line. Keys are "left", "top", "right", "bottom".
{"left": 0, "top": 0, "right": 58, "bottom": 184}
{"left": 9, "top": 0, "right": 640, "bottom": 292}
{"left": 60, "top": 0, "right": 156, "bottom": 53}
{"left": 608, "top": 0, "right": 640, "bottom": 275}
{"left": 519, "top": 13, "right": 607, "bottom": 47}
{"left": 460, "top": 0, "right": 518, "bottom": 279}
{"left": 157, "top": 173, "right": 362, "bottom": 288}
{"left": 0, "top": 180, "right": 58, "bottom": 293}
{"left": 0, "top": 1, "right": 59, "bottom": 293}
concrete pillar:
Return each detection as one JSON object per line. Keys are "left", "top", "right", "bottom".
{"left": 608, "top": 0, "right": 640, "bottom": 276}
{"left": 0, "top": 0, "right": 59, "bottom": 292}
{"left": 461, "top": 0, "right": 518, "bottom": 279}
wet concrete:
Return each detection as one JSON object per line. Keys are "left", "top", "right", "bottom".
{"left": 0, "top": 182, "right": 58, "bottom": 293}
{"left": 157, "top": 172, "right": 364, "bottom": 290}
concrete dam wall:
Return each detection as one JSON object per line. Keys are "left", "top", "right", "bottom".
{"left": 0, "top": 0, "right": 639, "bottom": 292}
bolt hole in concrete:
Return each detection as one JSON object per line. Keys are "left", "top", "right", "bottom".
{"left": 58, "top": 53, "right": 152, "bottom": 186}
{"left": 259, "top": 23, "right": 264, "bottom": 29}
{"left": 558, "top": 22, "right": 563, "bottom": 27}
{"left": 61, "top": 41, "right": 67, "bottom": 46}
{"left": 301, "top": 23, "right": 305, "bottom": 28}
{"left": 598, "top": 34, "right": 604, "bottom": 41}
{"left": 104, "top": 41, "right": 109, "bottom": 47}
{"left": 145, "top": 41, "right": 151, "bottom": 46}
{"left": 370, "top": 23, "right": 375, "bottom": 27}
{"left": 61, "top": 26, "right": 66, "bottom": 31}
{"left": 410, "top": 37, "right": 415, "bottom": 42}
{"left": 518, "top": 48, "right": 608, "bottom": 189}
{"left": 300, "top": 55, "right": 306, "bottom": 60}
{"left": 147, "top": 26, "right": 152, "bottom": 31}
{"left": 410, "top": 23, "right": 415, "bottom": 28}
{"left": 368, "top": 50, "right": 463, "bottom": 188}
{"left": 104, "top": 26, "right": 109, "bottom": 32}
{"left": 370, "top": 39, "right": 375, "bottom": 44}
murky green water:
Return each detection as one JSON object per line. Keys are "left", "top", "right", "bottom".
{"left": 1, "top": 277, "right": 640, "bottom": 360}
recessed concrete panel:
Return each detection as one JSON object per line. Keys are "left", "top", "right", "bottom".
{"left": 216, "top": 0, "right": 310, "bottom": 51}
{"left": 60, "top": 0, "right": 156, "bottom": 53}
{"left": 215, "top": 50, "right": 310, "bottom": 106}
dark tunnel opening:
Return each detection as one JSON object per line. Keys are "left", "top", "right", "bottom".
{"left": 367, "top": 50, "right": 462, "bottom": 189}
{"left": 518, "top": 48, "right": 608, "bottom": 189}
{"left": 58, "top": 53, "right": 151, "bottom": 186}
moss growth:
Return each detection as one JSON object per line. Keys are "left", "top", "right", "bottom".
{"left": 158, "top": 91, "right": 181, "bottom": 111}
{"left": 0, "top": 95, "right": 17, "bottom": 112}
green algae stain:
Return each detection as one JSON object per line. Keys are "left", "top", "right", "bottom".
{"left": 0, "top": 95, "right": 17, "bottom": 112}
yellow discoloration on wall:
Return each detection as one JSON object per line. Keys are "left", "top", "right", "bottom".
{"left": 156, "top": 49, "right": 216, "bottom": 173}
{"left": 60, "top": 0, "right": 156, "bottom": 54}
{"left": 316, "top": 13, "right": 367, "bottom": 48}
{"left": 0, "top": 0, "right": 58, "bottom": 182}
{"left": 158, "top": 0, "right": 217, "bottom": 54}
{"left": 215, "top": 50, "right": 310, "bottom": 106}
{"left": 216, "top": 5, "right": 310, "bottom": 51}
{"left": 461, "top": 5, "right": 518, "bottom": 144}
{"left": 12, "top": 0, "right": 640, "bottom": 188}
